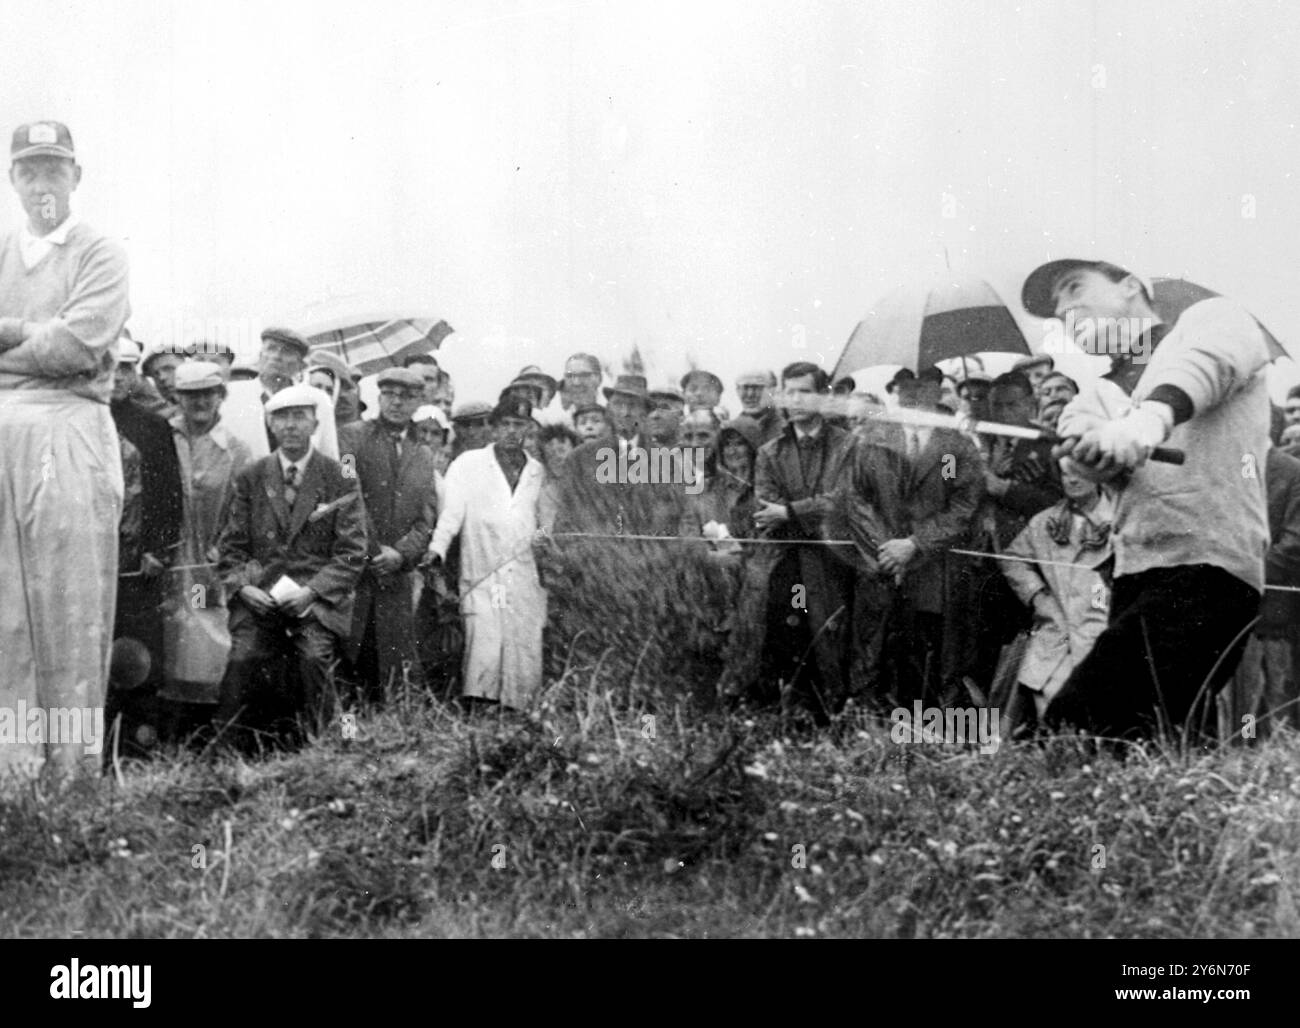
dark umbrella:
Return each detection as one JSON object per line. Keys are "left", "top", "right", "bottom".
{"left": 1151, "top": 278, "right": 1292, "bottom": 362}
{"left": 833, "top": 274, "right": 1031, "bottom": 381}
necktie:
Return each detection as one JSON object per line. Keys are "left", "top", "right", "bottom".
{"left": 906, "top": 428, "right": 920, "bottom": 461}
{"left": 284, "top": 464, "right": 299, "bottom": 507}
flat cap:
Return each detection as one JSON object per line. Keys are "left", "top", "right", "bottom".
{"left": 376, "top": 367, "right": 425, "bottom": 390}
{"left": 259, "top": 326, "right": 311, "bottom": 357}
{"left": 174, "top": 361, "right": 224, "bottom": 392}
{"left": 452, "top": 400, "right": 494, "bottom": 422}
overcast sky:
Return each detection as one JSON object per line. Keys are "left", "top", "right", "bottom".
{"left": 5, "top": 0, "right": 1299, "bottom": 404}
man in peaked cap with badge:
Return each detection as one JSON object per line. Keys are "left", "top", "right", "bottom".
{"left": 0, "top": 120, "right": 131, "bottom": 782}
{"left": 1022, "top": 256, "right": 1270, "bottom": 743}
{"left": 213, "top": 384, "right": 367, "bottom": 750}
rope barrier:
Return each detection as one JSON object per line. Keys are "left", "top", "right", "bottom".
{"left": 115, "top": 530, "right": 1300, "bottom": 594}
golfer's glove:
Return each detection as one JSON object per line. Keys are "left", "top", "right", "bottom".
{"left": 1095, "top": 401, "right": 1174, "bottom": 470}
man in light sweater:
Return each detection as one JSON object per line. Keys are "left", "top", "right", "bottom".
{"left": 0, "top": 121, "right": 130, "bottom": 782}
{"left": 1022, "top": 258, "right": 1269, "bottom": 742}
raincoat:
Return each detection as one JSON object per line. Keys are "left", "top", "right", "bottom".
{"left": 429, "top": 445, "right": 546, "bottom": 708}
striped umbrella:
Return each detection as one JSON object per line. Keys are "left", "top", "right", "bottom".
{"left": 1151, "top": 278, "right": 1292, "bottom": 362}
{"left": 301, "top": 312, "right": 454, "bottom": 375}
{"left": 832, "top": 274, "right": 1030, "bottom": 381}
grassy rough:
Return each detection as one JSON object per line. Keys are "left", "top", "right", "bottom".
{"left": 1, "top": 667, "right": 1298, "bottom": 938}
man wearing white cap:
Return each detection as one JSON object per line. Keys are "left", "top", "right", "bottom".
{"left": 159, "top": 362, "right": 252, "bottom": 735}
{"left": 0, "top": 120, "right": 130, "bottom": 781}
{"left": 1021, "top": 257, "right": 1270, "bottom": 742}
{"left": 213, "top": 384, "right": 367, "bottom": 748}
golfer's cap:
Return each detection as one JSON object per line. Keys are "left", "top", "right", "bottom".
{"left": 452, "top": 400, "right": 493, "bottom": 423}
{"left": 11, "top": 121, "right": 75, "bottom": 163}
{"left": 264, "top": 384, "right": 321, "bottom": 414}
{"left": 736, "top": 368, "right": 777, "bottom": 388}
{"left": 376, "top": 367, "right": 424, "bottom": 391}
{"left": 573, "top": 403, "right": 608, "bottom": 420}
{"left": 259, "top": 326, "right": 311, "bottom": 357}
{"left": 1021, "top": 259, "right": 1155, "bottom": 319}
{"left": 412, "top": 405, "right": 451, "bottom": 431}
{"left": 117, "top": 337, "right": 142, "bottom": 365}
{"left": 174, "top": 361, "right": 224, "bottom": 392}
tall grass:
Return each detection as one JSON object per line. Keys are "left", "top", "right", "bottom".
{"left": 2, "top": 655, "right": 1297, "bottom": 938}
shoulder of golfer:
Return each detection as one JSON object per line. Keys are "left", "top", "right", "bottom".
{"left": 1132, "top": 297, "right": 1270, "bottom": 415}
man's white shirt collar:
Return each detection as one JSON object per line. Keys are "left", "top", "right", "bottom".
{"left": 278, "top": 446, "right": 314, "bottom": 479}
{"left": 19, "top": 213, "right": 79, "bottom": 270}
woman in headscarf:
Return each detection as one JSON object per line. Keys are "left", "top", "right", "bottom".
{"left": 1000, "top": 458, "right": 1114, "bottom": 732}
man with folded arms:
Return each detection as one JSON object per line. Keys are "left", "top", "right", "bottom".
{"left": 0, "top": 121, "right": 130, "bottom": 782}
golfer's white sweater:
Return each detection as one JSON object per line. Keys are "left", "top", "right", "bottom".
{"left": 0, "top": 221, "right": 130, "bottom": 404}
{"left": 1058, "top": 298, "right": 1270, "bottom": 593}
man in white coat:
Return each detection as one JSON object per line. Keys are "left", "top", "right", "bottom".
{"left": 426, "top": 396, "right": 547, "bottom": 710}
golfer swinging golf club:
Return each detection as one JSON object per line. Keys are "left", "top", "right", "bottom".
{"left": 1021, "top": 257, "right": 1271, "bottom": 742}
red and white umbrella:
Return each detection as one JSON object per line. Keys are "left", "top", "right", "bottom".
{"left": 301, "top": 310, "right": 454, "bottom": 375}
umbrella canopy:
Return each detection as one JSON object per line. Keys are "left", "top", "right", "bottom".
{"left": 1151, "top": 278, "right": 1292, "bottom": 363}
{"left": 832, "top": 274, "right": 1031, "bottom": 381}
{"left": 301, "top": 313, "right": 454, "bottom": 375}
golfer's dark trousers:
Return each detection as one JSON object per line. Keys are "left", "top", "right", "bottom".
{"left": 1045, "top": 564, "right": 1261, "bottom": 741}
{"left": 215, "top": 604, "right": 338, "bottom": 743}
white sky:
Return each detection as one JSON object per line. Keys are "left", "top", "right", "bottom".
{"left": 5, "top": 0, "right": 1299, "bottom": 405}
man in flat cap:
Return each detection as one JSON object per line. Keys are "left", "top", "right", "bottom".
{"left": 158, "top": 361, "right": 252, "bottom": 737}
{"left": 426, "top": 396, "right": 548, "bottom": 710}
{"left": 0, "top": 120, "right": 130, "bottom": 780}
{"left": 449, "top": 400, "right": 494, "bottom": 463}
{"left": 338, "top": 367, "right": 437, "bottom": 699}
{"left": 223, "top": 326, "right": 339, "bottom": 463}
{"left": 213, "top": 385, "right": 367, "bottom": 749}
{"left": 1022, "top": 256, "right": 1270, "bottom": 742}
